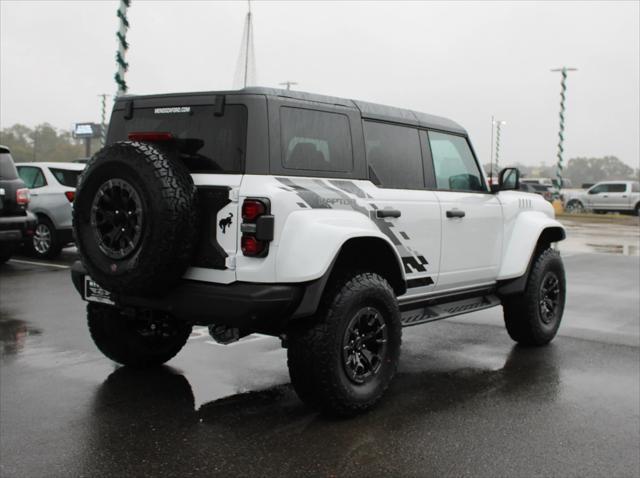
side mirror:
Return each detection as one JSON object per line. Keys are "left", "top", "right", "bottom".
{"left": 492, "top": 167, "right": 520, "bottom": 192}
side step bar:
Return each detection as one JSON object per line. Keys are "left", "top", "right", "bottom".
{"left": 400, "top": 294, "right": 501, "bottom": 327}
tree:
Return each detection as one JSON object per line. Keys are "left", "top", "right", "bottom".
{"left": 0, "top": 123, "right": 88, "bottom": 163}
{"left": 564, "top": 156, "right": 636, "bottom": 186}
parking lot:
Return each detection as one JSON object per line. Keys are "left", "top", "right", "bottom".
{"left": 1, "top": 218, "right": 639, "bottom": 478}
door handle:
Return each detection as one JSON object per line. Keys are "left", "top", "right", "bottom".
{"left": 622, "top": 195, "right": 628, "bottom": 198}
{"left": 602, "top": 195, "right": 608, "bottom": 198}
{"left": 446, "top": 209, "right": 465, "bottom": 218}
{"left": 376, "top": 209, "right": 401, "bottom": 218}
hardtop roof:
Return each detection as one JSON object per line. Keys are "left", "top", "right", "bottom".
{"left": 115, "top": 86, "right": 467, "bottom": 135}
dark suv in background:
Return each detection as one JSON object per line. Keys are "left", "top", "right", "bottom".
{"left": 0, "top": 145, "right": 36, "bottom": 263}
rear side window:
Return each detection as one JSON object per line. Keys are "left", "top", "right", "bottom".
{"left": 632, "top": 182, "right": 639, "bottom": 193}
{"left": 428, "top": 131, "right": 485, "bottom": 192}
{"left": 363, "top": 121, "right": 423, "bottom": 189}
{"left": 280, "top": 107, "right": 353, "bottom": 172}
{"left": 0, "top": 153, "right": 18, "bottom": 180}
{"left": 608, "top": 183, "right": 626, "bottom": 193}
{"left": 17, "top": 166, "right": 46, "bottom": 188}
{"left": 108, "top": 104, "right": 247, "bottom": 174}
{"left": 50, "top": 168, "right": 82, "bottom": 187}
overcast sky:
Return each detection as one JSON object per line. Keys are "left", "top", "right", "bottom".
{"left": 1, "top": 0, "right": 638, "bottom": 168}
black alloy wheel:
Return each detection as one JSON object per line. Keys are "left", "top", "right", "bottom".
{"left": 342, "top": 307, "right": 388, "bottom": 385}
{"left": 90, "top": 178, "right": 144, "bottom": 260}
{"left": 539, "top": 272, "right": 561, "bottom": 325}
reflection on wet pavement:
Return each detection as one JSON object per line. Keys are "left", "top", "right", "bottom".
{"left": 0, "top": 315, "right": 42, "bottom": 357}
{"left": 559, "top": 218, "right": 640, "bottom": 256}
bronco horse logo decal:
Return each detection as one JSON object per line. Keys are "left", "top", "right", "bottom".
{"left": 219, "top": 213, "right": 233, "bottom": 234}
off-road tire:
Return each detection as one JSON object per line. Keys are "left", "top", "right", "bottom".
{"left": 635, "top": 203, "right": 640, "bottom": 217}
{"left": 73, "top": 141, "right": 197, "bottom": 296}
{"left": 26, "top": 216, "right": 62, "bottom": 259}
{"left": 87, "top": 303, "right": 192, "bottom": 367}
{"left": 287, "top": 272, "right": 401, "bottom": 416}
{"left": 503, "top": 248, "right": 566, "bottom": 346}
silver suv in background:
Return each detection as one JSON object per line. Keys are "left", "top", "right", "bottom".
{"left": 16, "top": 162, "right": 85, "bottom": 258}
{"left": 565, "top": 180, "right": 640, "bottom": 215}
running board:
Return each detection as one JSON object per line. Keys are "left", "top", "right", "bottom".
{"left": 401, "top": 294, "right": 501, "bottom": 327}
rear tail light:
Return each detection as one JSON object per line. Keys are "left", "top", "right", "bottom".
{"left": 16, "top": 188, "right": 30, "bottom": 205}
{"left": 241, "top": 235, "right": 266, "bottom": 256}
{"left": 240, "top": 198, "right": 274, "bottom": 257}
{"left": 242, "top": 199, "right": 266, "bottom": 221}
{"left": 128, "top": 131, "right": 173, "bottom": 142}
{"left": 65, "top": 191, "right": 75, "bottom": 202}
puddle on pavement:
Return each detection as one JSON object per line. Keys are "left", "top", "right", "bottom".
{"left": 559, "top": 220, "right": 640, "bottom": 256}
{"left": 0, "top": 316, "right": 42, "bottom": 357}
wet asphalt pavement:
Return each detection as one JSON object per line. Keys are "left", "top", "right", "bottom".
{"left": 1, "top": 223, "right": 639, "bottom": 477}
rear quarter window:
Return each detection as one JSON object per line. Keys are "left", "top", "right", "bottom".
{"left": 50, "top": 168, "right": 82, "bottom": 187}
{"left": 280, "top": 107, "right": 353, "bottom": 173}
{"left": 0, "top": 153, "right": 18, "bottom": 180}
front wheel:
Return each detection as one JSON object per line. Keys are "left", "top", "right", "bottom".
{"left": 565, "top": 200, "right": 584, "bottom": 214}
{"left": 87, "top": 303, "right": 192, "bottom": 367}
{"left": 503, "top": 248, "right": 566, "bottom": 346}
{"left": 287, "top": 272, "right": 401, "bottom": 416}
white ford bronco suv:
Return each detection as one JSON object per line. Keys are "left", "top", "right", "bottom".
{"left": 71, "top": 88, "right": 566, "bottom": 415}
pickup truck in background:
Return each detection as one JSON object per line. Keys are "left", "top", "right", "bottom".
{"left": 564, "top": 180, "right": 640, "bottom": 215}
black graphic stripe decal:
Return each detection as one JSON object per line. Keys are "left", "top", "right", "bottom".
{"left": 407, "top": 277, "right": 435, "bottom": 288}
{"left": 276, "top": 177, "right": 431, "bottom": 278}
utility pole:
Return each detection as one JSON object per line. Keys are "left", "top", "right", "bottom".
{"left": 98, "top": 94, "right": 110, "bottom": 146}
{"left": 115, "top": 0, "right": 131, "bottom": 96}
{"left": 279, "top": 81, "right": 298, "bottom": 91}
{"left": 551, "top": 67, "right": 577, "bottom": 192}
{"left": 493, "top": 119, "right": 506, "bottom": 172}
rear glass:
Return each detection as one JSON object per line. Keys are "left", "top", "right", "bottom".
{"left": 0, "top": 153, "right": 18, "bottom": 180}
{"left": 108, "top": 104, "right": 247, "bottom": 174}
{"left": 50, "top": 168, "right": 82, "bottom": 187}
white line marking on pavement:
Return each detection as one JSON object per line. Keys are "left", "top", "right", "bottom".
{"left": 8, "top": 259, "right": 70, "bottom": 269}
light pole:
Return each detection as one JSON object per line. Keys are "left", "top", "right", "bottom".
{"left": 279, "top": 81, "right": 298, "bottom": 91}
{"left": 551, "top": 67, "right": 577, "bottom": 192}
{"left": 493, "top": 119, "right": 506, "bottom": 172}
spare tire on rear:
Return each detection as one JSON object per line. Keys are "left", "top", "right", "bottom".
{"left": 73, "top": 141, "right": 197, "bottom": 297}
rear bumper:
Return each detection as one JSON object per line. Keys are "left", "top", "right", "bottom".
{"left": 71, "top": 261, "right": 313, "bottom": 333}
{"left": 0, "top": 212, "right": 36, "bottom": 243}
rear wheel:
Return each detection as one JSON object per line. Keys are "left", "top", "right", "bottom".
{"left": 287, "top": 272, "right": 401, "bottom": 416}
{"left": 27, "top": 216, "right": 62, "bottom": 259}
{"left": 503, "top": 248, "right": 566, "bottom": 346}
{"left": 87, "top": 303, "right": 192, "bottom": 367}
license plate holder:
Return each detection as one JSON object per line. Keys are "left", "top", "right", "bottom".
{"left": 84, "top": 276, "right": 115, "bottom": 305}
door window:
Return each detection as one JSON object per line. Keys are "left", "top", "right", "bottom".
{"left": 17, "top": 166, "right": 46, "bottom": 188}
{"left": 363, "top": 121, "right": 424, "bottom": 189}
{"left": 607, "top": 183, "right": 626, "bottom": 193}
{"left": 280, "top": 107, "right": 353, "bottom": 172}
{"left": 428, "top": 131, "right": 485, "bottom": 192}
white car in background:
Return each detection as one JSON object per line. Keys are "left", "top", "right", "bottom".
{"left": 15, "top": 162, "right": 85, "bottom": 258}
